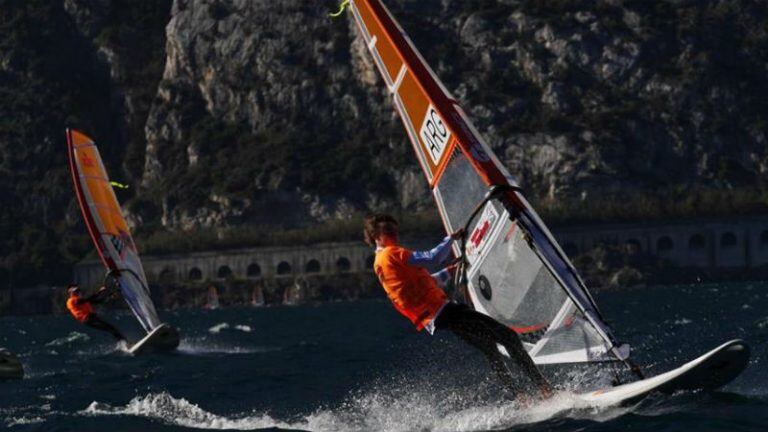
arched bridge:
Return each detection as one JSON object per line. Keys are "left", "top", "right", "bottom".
{"left": 74, "top": 241, "right": 376, "bottom": 288}
{"left": 73, "top": 217, "right": 768, "bottom": 288}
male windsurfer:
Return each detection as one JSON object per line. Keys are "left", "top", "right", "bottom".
{"left": 65, "top": 284, "right": 126, "bottom": 342}
{"left": 365, "top": 214, "right": 552, "bottom": 399}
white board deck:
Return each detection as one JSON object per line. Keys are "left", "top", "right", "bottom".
{"left": 128, "top": 323, "right": 180, "bottom": 355}
{"left": 576, "top": 339, "right": 750, "bottom": 407}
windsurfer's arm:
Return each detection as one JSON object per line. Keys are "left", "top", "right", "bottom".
{"left": 84, "top": 287, "right": 109, "bottom": 304}
{"left": 431, "top": 262, "right": 458, "bottom": 288}
{"left": 408, "top": 229, "right": 464, "bottom": 268}
{"left": 408, "top": 236, "right": 453, "bottom": 268}
{"left": 431, "top": 268, "right": 450, "bottom": 288}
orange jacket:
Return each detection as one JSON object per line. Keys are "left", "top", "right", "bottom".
{"left": 374, "top": 245, "right": 448, "bottom": 331}
{"left": 66, "top": 294, "right": 93, "bottom": 323}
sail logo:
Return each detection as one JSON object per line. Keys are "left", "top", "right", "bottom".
{"left": 419, "top": 105, "right": 451, "bottom": 164}
{"left": 110, "top": 230, "right": 136, "bottom": 258}
{"left": 466, "top": 204, "right": 499, "bottom": 262}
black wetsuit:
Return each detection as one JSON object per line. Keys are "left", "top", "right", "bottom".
{"left": 84, "top": 314, "right": 125, "bottom": 341}
{"left": 435, "top": 302, "right": 550, "bottom": 393}
{"left": 76, "top": 291, "right": 126, "bottom": 342}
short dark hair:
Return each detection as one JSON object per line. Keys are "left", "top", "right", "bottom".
{"left": 364, "top": 214, "right": 399, "bottom": 246}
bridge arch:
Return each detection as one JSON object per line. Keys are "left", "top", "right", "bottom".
{"left": 657, "top": 236, "right": 674, "bottom": 252}
{"left": 217, "top": 265, "right": 233, "bottom": 279}
{"left": 760, "top": 230, "right": 768, "bottom": 248}
{"left": 159, "top": 267, "right": 175, "bottom": 284}
{"left": 188, "top": 267, "right": 203, "bottom": 281}
{"left": 305, "top": 259, "right": 321, "bottom": 274}
{"left": 720, "top": 232, "right": 737, "bottom": 248}
{"left": 337, "top": 257, "right": 351, "bottom": 273}
{"left": 247, "top": 263, "right": 261, "bottom": 278}
{"left": 625, "top": 239, "right": 642, "bottom": 253}
{"left": 277, "top": 261, "right": 292, "bottom": 276}
{"left": 688, "top": 234, "right": 706, "bottom": 250}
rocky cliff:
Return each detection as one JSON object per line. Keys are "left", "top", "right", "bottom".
{"left": 0, "top": 0, "right": 766, "bottom": 284}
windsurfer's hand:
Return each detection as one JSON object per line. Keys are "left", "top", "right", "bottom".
{"left": 446, "top": 262, "right": 459, "bottom": 277}
{"left": 450, "top": 228, "right": 465, "bottom": 240}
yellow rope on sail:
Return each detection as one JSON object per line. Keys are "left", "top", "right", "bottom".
{"left": 110, "top": 181, "right": 130, "bottom": 190}
{"left": 329, "top": 0, "right": 350, "bottom": 18}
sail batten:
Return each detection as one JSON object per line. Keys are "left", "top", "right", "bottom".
{"left": 349, "top": 0, "right": 628, "bottom": 365}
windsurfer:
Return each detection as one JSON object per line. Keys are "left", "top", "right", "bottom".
{"left": 65, "top": 284, "right": 126, "bottom": 342}
{"left": 365, "top": 214, "right": 552, "bottom": 399}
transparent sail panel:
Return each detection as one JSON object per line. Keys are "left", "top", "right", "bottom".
{"left": 434, "top": 153, "right": 614, "bottom": 363}
{"left": 434, "top": 149, "right": 487, "bottom": 232}
{"left": 467, "top": 218, "right": 566, "bottom": 340}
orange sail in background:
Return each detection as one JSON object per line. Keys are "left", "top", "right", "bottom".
{"left": 67, "top": 129, "right": 161, "bottom": 333}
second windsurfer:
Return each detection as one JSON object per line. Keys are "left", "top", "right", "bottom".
{"left": 65, "top": 284, "right": 126, "bottom": 342}
{"left": 365, "top": 214, "right": 552, "bottom": 399}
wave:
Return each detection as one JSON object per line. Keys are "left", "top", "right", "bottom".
{"left": 45, "top": 332, "right": 90, "bottom": 347}
{"left": 208, "top": 323, "right": 254, "bottom": 334}
{"left": 177, "top": 338, "right": 277, "bottom": 356}
{"left": 4, "top": 416, "right": 45, "bottom": 427}
{"left": 208, "top": 323, "right": 230, "bottom": 334}
{"left": 83, "top": 392, "right": 291, "bottom": 430}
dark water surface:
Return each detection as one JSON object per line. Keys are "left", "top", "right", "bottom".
{"left": 2, "top": 282, "right": 768, "bottom": 431}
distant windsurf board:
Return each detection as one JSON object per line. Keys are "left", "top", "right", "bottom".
{"left": 129, "top": 324, "right": 180, "bottom": 355}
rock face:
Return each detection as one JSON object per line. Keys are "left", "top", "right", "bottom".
{"left": 140, "top": 0, "right": 424, "bottom": 229}
{"left": 140, "top": 0, "right": 768, "bottom": 229}
{"left": 0, "top": 0, "right": 767, "bottom": 284}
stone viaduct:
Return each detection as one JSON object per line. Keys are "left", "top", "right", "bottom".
{"left": 73, "top": 217, "right": 768, "bottom": 288}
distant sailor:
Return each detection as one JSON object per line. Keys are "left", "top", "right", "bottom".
{"left": 364, "top": 214, "right": 552, "bottom": 399}
{"left": 65, "top": 284, "right": 126, "bottom": 342}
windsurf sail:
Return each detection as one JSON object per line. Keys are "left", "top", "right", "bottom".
{"left": 347, "top": 1, "right": 633, "bottom": 368}
{"left": 66, "top": 129, "right": 162, "bottom": 334}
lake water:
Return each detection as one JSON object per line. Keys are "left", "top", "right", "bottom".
{"left": 2, "top": 282, "right": 767, "bottom": 431}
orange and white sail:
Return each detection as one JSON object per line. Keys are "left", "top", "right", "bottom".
{"left": 348, "top": 1, "right": 630, "bottom": 365}
{"left": 67, "top": 129, "right": 161, "bottom": 333}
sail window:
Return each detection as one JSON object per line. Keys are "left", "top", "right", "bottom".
{"left": 305, "top": 259, "right": 321, "bottom": 274}
{"left": 247, "top": 263, "right": 261, "bottom": 277}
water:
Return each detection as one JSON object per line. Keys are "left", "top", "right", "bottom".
{"left": 2, "top": 282, "right": 768, "bottom": 431}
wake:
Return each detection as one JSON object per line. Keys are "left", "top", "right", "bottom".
{"left": 81, "top": 389, "right": 632, "bottom": 431}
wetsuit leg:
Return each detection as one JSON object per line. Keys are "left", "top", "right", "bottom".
{"left": 435, "top": 303, "right": 518, "bottom": 390}
{"left": 435, "top": 303, "right": 550, "bottom": 392}
{"left": 84, "top": 314, "right": 126, "bottom": 341}
{"left": 470, "top": 311, "right": 551, "bottom": 390}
